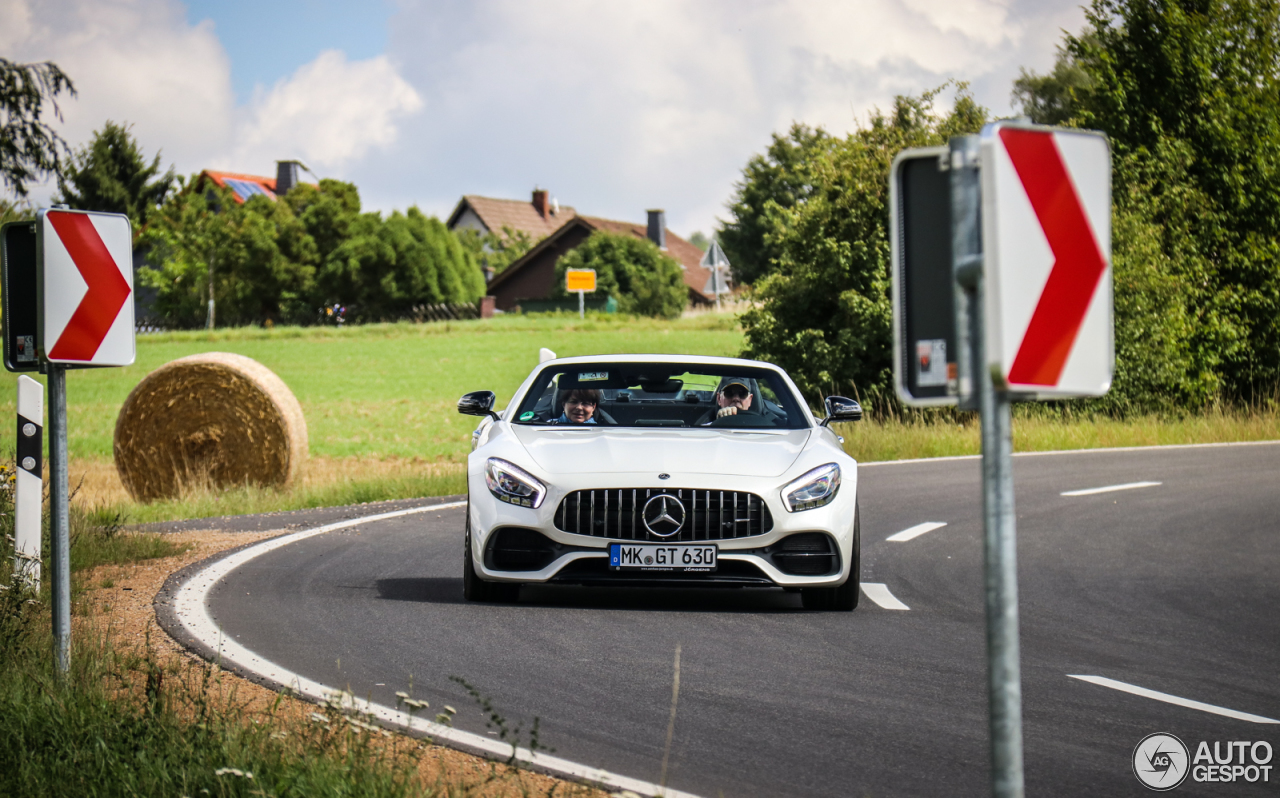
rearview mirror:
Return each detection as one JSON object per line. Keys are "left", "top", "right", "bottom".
{"left": 458, "top": 390, "right": 499, "bottom": 420}
{"left": 821, "top": 396, "right": 862, "bottom": 426}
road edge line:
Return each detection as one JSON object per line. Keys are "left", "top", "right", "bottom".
{"left": 154, "top": 500, "right": 704, "bottom": 798}
{"left": 858, "top": 438, "right": 1280, "bottom": 467}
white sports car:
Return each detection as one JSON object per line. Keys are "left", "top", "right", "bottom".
{"left": 458, "top": 354, "right": 864, "bottom": 610}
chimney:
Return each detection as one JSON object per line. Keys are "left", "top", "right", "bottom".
{"left": 532, "top": 188, "right": 549, "bottom": 218}
{"left": 276, "top": 160, "right": 300, "bottom": 196}
{"left": 647, "top": 209, "right": 666, "bottom": 250}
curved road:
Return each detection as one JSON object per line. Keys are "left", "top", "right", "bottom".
{"left": 204, "top": 443, "right": 1280, "bottom": 797}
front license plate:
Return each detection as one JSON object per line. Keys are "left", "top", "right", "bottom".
{"left": 609, "top": 543, "right": 717, "bottom": 572}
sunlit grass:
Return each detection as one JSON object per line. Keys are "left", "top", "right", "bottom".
{"left": 839, "top": 404, "right": 1280, "bottom": 462}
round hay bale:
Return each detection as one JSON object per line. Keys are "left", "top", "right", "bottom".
{"left": 114, "top": 352, "right": 308, "bottom": 502}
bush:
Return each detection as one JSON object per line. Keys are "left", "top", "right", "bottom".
{"left": 738, "top": 86, "right": 987, "bottom": 404}
{"left": 551, "top": 230, "right": 687, "bottom": 318}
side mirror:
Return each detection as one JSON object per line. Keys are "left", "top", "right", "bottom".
{"left": 458, "top": 390, "right": 499, "bottom": 420}
{"left": 821, "top": 396, "right": 862, "bottom": 426}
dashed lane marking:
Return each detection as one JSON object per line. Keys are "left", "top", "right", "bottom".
{"left": 861, "top": 582, "right": 910, "bottom": 610}
{"left": 886, "top": 522, "right": 947, "bottom": 542}
{"left": 1060, "top": 481, "right": 1162, "bottom": 497}
{"left": 1068, "top": 676, "right": 1279, "bottom": 724}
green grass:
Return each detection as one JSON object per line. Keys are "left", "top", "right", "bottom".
{"left": 839, "top": 404, "right": 1280, "bottom": 462}
{"left": 122, "top": 467, "right": 468, "bottom": 525}
{"left": 1, "top": 312, "right": 743, "bottom": 462}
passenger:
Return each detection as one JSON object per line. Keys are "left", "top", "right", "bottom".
{"left": 554, "top": 388, "right": 601, "bottom": 425}
{"left": 698, "top": 378, "right": 755, "bottom": 425}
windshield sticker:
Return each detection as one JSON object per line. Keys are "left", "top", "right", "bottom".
{"left": 578, "top": 371, "right": 609, "bottom": 382}
{"left": 520, "top": 411, "right": 535, "bottom": 421}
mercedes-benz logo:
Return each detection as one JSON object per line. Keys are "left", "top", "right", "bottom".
{"left": 642, "top": 494, "right": 685, "bottom": 538}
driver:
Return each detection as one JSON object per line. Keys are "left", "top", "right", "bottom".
{"left": 553, "top": 388, "right": 600, "bottom": 424}
{"left": 698, "top": 378, "right": 754, "bottom": 425}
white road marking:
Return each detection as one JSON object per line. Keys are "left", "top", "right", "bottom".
{"left": 171, "top": 501, "right": 703, "bottom": 798}
{"left": 861, "top": 583, "right": 910, "bottom": 610}
{"left": 1061, "top": 481, "right": 1161, "bottom": 497}
{"left": 1068, "top": 676, "right": 1279, "bottom": 724}
{"left": 886, "top": 522, "right": 947, "bottom": 542}
{"left": 859, "top": 438, "right": 1280, "bottom": 467}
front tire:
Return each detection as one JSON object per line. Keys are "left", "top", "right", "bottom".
{"left": 463, "top": 510, "right": 520, "bottom": 603}
{"left": 800, "top": 501, "right": 861, "bottom": 612}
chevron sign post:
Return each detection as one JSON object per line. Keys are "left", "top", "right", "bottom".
{"left": 981, "top": 122, "right": 1112, "bottom": 397}
{"left": 26, "top": 208, "right": 136, "bottom": 674}
{"left": 40, "top": 209, "right": 135, "bottom": 366}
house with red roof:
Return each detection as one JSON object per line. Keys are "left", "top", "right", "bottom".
{"left": 193, "top": 161, "right": 310, "bottom": 204}
{"left": 446, "top": 188, "right": 575, "bottom": 242}
{"left": 484, "top": 209, "right": 714, "bottom": 311}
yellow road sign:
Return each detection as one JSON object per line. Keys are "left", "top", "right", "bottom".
{"left": 566, "top": 269, "right": 597, "bottom": 292}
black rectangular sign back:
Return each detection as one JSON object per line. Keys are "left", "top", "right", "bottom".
{"left": 2, "top": 221, "right": 40, "bottom": 373}
{"left": 890, "top": 148, "right": 957, "bottom": 405}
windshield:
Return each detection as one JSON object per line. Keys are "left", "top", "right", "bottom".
{"left": 510, "top": 362, "right": 810, "bottom": 430}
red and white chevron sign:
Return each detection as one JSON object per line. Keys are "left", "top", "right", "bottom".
{"left": 40, "top": 209, "right": 135, "bottom": 366}
{"left": 982, "top": 122, "right": 1112, "bottom": 397}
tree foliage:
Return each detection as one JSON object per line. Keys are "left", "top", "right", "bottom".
{"left": 55, "top": 121, "right": 176, "bottom": 228}
{"left": 457, "top": 225, "right": 536, "bottom": 276}
{"left": 739, "top": 87, "right": 987, "bottom": 402}
{"left": 717, "top": 124, "right": 838, "bottom": 286}
{"left": 141, "top": 178, "right": 483, "bottom": 327}
{"left": 1014, "top": 0, "right": 1280, "bottom": 406}
{"left": 551, "top": 230, "right": 688, "bottom": 318}
{"left": 0, "top": 59, "right": 75, "bottom": 199}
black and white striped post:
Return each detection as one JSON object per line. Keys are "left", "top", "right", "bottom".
{"left": 14, "top": 375, "right": 42, "bottom": 589}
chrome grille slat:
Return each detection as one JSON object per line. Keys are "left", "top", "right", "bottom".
{"left": 555, "top": 488, "right": 772, "bottom": 541}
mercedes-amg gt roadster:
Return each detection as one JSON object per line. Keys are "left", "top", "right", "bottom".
{"left": 457, "top": 354, "right": 864, "bottom": 610}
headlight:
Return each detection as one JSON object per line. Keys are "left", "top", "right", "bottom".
{"left": 783, "top": 463, "right": 841, "bottom": 512}
{"left": 484, "top": 458, "right": 546, "bottom": 508}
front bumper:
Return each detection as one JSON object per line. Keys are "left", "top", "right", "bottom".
{"left": 467, "top": 469, "right": 858, "bottom": 588}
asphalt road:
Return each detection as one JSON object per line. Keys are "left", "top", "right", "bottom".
{"left": 206, "top": 443, "right": 1280, "bottom": 797}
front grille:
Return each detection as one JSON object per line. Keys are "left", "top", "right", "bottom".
{"left": 770, "top": 532, "right": 838, "bottom": 576}
{"left": 554, "top": 488, "right": 773, "bottom": 542}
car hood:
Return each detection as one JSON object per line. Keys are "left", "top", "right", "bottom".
{"left": 509, "top": 426, "right": 813, "bottom": 478}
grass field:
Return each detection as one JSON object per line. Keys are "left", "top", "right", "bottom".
{"left": 4, "top": 310, "right": 1277, "bottom": 523}
{"left": 2, "top": 313, "right": 743, "bottom": 461}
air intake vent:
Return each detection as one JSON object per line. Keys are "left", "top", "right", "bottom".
{"left": 485, "top": 527, "right": 557, "bottom": 571}
{"left": 771, "top": 532, "right": 838, "bottom": 576}
{"left": 554, "top": 488, "right": 772, "bottom": 542}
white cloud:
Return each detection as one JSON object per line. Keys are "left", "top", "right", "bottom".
{"left": 5, "top": 0, "right": 1087, "bottom": 239}
{"left": 4, "top": 0, "right": 423, "bottom": 203}
{"left": 223, "top": 50, "right": 424, "bottom": 174}
{"left": 377, "top": 0, "right": 1086, "bottom": 236}
{"left": 3, "top": 0, "right": 233, "bottom": 182}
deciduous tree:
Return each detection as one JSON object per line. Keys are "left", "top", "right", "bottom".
{"left": 551, "top": 230, "right": 687, "bottom": 318}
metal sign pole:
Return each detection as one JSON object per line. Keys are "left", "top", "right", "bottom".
{"left": 578, "top": 289, "right": 584, "bottom": 319}
{"left": 951, "top": 134, "right": 1024, "bottom": 798}
{"left": 47, "top": 364, "right": 71, "bottom": 673}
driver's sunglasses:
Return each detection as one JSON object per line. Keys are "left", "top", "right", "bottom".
{"left": 723, "top": 386, "right": 749, "bottom": 400}
{"left": 564, "top": 398, "right": 597, "bottom": 407}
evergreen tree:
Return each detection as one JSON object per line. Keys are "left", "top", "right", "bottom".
{"left": 55, "top": 121, "right": 175, "bottom": 227}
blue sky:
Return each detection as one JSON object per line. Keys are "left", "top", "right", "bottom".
{"left": 7, "top": 0, "right": 1089, "bottom": 238}
{"left": 183, "top": 1, "right": 391, "bottom": 105}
